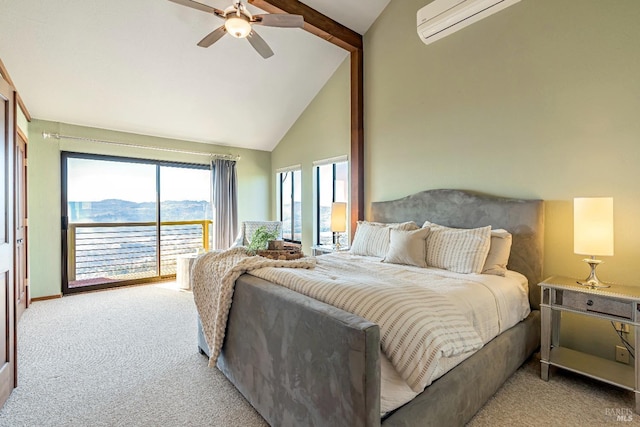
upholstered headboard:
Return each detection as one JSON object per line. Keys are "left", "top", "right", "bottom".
{"left": 370, "top": 189, "right": 544, "bottom": 309}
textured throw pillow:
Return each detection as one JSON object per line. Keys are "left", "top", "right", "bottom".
{"left": 383, "top": 228, "right": 430, "bottom": 267}
{"left": 350, "top": 221, "right": 419, "bottom": 257}
{"left": 422, "top": 221, "right": 492, "bottom": 274}
{"left": 350, "top": 222, "right": 390, "bottom": 257}
{"left": 482, "top": 229, "right": 513, "bottom": 276}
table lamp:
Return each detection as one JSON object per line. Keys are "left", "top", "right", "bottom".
{"left": 331, "top": 202, "right": 347, "bottom": 250}
{"left": 574, "top": 197, "right": 614, "bottom": 288}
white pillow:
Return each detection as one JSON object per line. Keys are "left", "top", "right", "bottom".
{"left": 422, "top": 221, "right": 491, "bottom": 274}
{"left": 482, "top": 229, "right": 513, "bottom": 276}
{"left": 383, "top": 228, "right": 430, "bottom": 267}
{"left": 350, "top": 221, "right": 419, "bottom": 257}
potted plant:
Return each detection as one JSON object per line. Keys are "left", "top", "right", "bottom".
{"left": 246, "top": 226, "right": 280, "bottom": 255}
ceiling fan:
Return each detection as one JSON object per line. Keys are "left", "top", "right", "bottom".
{"left": 169, "top": 0, "right": 304, "bottom": 59}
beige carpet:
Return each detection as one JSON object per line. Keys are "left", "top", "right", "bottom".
{"left": 469, "top": 356, "right": 638, "bottom": 426}
{"left": 0, "top": 284, "right": 636, "bottom": 426}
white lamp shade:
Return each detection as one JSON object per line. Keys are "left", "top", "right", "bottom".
{"left": 331, "top": 202, "right": 347, "bottom": 233}
{"left": 574, "top": 197, "right": 614, "bottom": 256}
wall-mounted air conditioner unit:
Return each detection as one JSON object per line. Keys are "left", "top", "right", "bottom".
{"left": 417, "top": 0, "right": 520, "bottom": 45}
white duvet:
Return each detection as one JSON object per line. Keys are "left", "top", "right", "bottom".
{"left": 373, "top": 261, "right": 530, "bottom": 414}
{"left": 250, "top": 252, "right": 531, "bottom": 415}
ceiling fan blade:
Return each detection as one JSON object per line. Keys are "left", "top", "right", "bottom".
{"left": 246, "top": 30, "right": 274, "bottom": 59}
{"left": 197, "top": 26, "right": 227, "bottom": 47}
{"left": 252, "top": 14, "right": 304, "bottom": 28}
{"left": 168, "top": 0, "right": 225, "bottom": 18}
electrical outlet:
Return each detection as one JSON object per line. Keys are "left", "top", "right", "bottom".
{"left": 615, "top": 345, "right": 630, "bottom": 364}
{"left": 614, "top": 322, "right": 631, "bottom": 334}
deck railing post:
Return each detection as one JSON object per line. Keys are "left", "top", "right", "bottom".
{"left": 202, "top": 220, "right": 210, "bottom": 251}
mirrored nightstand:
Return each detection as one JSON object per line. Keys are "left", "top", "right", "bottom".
{"left": 539, "top": 276, "right": 640, "bottom": 414}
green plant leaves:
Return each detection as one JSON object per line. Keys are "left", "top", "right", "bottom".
{"left": 246, "top": 226, "right": 280, "bottom": 255}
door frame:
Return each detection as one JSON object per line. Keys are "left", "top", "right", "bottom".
{"left": 61, "top": 151, "right": 210, "bottom": 294}
{"left": 15, "top": 127, "right": 28, "bottom": 321}
{"left": 0, "top": 73, "right": 16, "bottom": 408}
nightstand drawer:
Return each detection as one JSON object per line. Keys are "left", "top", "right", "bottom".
{"left": 562, "top": 290, "right": 632, "bottom": 319}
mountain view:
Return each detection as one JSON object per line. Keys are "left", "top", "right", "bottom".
{"left": 69, "top": 199, "right": 212, "bottom": 223}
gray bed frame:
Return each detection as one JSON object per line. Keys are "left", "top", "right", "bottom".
{"left": 197, "top": 189, "right": 544, "bottom": 426}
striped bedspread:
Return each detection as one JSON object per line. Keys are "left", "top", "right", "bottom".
{"left": 249, "top": 254, "right": 484, "bottom": 392}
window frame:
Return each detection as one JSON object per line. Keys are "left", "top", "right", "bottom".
{"left": 313, "top": 157, "right": 348, "bottom": 246}
{"left": 277, "top": 166, "right": 302, "bottom": 244}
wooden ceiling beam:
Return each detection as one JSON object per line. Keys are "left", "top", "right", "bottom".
{"left": 350, "top": 49, "right": 364, "bottom": 232}
{"left": 248, "top": 0, "right": 362, "bottom": 52}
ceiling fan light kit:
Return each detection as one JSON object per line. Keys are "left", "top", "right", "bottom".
{"left": 225, "top": 16, "right": 251, "bottom": 38}
{"left": 169, "top": 0, "right": 304, "bottom": 58}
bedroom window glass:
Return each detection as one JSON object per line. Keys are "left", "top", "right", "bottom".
{"left": 278, "top": 169, "right": 302, "bottom": 243}
{"left": 315, "top": 159, "right": 348, "bottom": 246}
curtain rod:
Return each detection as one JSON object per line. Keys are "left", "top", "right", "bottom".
{"left": 42, "top": 132, "right": 241, "bottom": 161}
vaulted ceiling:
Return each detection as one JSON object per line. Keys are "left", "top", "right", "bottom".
{"left": 0, "top": 0, "right": 390, "bottom": 151}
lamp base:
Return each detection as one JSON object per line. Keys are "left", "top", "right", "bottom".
{"left": 334, "top": 232, "right": 342, "bottom": 251}
{"left": 577, "top": 257, "right": 610, "bottom": 289}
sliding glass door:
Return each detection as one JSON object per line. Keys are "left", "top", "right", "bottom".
{"left": 62, "top": 152, "right": 211, "bottom": 293}
{"left": 159, "top": 165, "right": 212, "bottom": 276}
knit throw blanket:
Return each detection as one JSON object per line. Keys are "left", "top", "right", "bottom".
{"left": 191, "top": 247, "right": 316, "bottom": 366}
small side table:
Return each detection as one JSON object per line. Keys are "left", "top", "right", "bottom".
{"left": 311, "top": 245, "right": 349, "bottom": 256}
{"left": 176, "top": 254, "right": 198, "bottom": 290}
{"left": 539, "top": 276, "right": 640, "bottom": 413}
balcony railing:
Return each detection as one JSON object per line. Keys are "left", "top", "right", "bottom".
{"left": 67, "top": 220, "right": 212, "bottom": 287}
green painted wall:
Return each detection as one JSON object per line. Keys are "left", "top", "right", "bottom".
{"left": 28, "top": 119, "right": 271, "bottom": 298}
{"left": 364, "top": 0, "right": 639, "bottom": 360}
{"left": 365, "top": 0, "right": 640, "bottom": 284}
{"left": 271, "top": 59, "right": 350, "bottom": 253}
{"left": 271, "top": 0, "right": 639, "bottom": 360}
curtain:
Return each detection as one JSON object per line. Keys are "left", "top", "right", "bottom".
{"left": 211, "top": 158, "right": 238, "bottom": 250}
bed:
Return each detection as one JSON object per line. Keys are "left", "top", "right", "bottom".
{"left": 196, "top": 189, "right": 544, "bottom": 426}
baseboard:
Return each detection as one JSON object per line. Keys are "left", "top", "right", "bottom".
{"left": 31, "top": 294, "right": 62, "bottom": 302}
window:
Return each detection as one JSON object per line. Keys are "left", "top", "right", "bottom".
{"left": 315, "top": 158, "right": 348, "bottom": 246}
{"left": 278, "top": 168, "right": 302, "bottom": 243}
